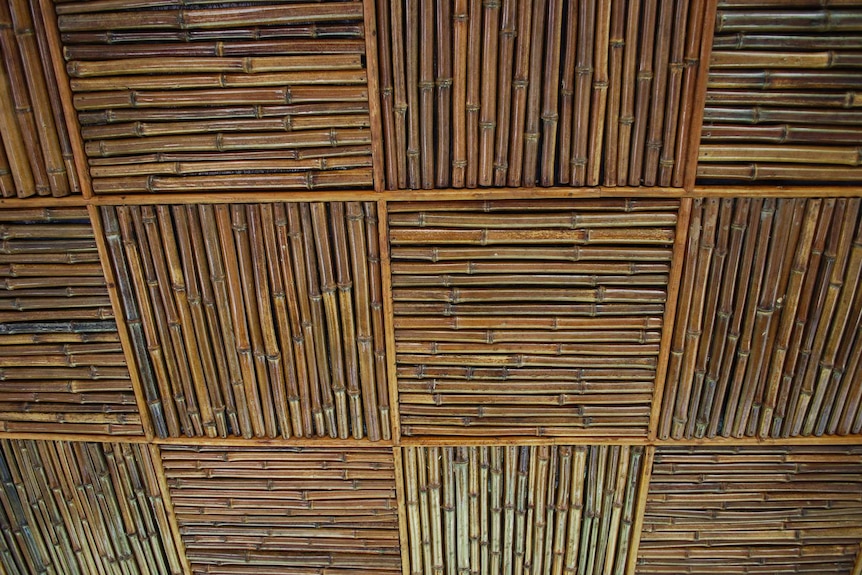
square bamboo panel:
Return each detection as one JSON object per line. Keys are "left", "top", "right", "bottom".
{"left": 49, "top": 0, "right": 374, "bottom": 194}
{"left": 161, "top": 445, "right": 401, "bottom": 575}
{"left": 375, "top": 0, "right": 709, "bottom": 189}
{"left": 660, "top": 197, "right": 862, "bottom": 440}
{"left": 0, "top": 208, "right": 142, "bottom": 437}
{"left": 637, "top": 445, "right": 862, "bottom": 575}
{"left": 698, "top": 1, "right": 862, "bottom": 183}
{"left": 0, "top": 0, "right": 79, "bottom": 198}
{"left": 390, "top": 198, "right": 679, "bottom": 438}
{"left": 401, "top": 445, "right": 645, "bottom": 575}
{"left": 99, "top": 201, "right": 390, "bottom": 441}
{"left": 0, "top": 439, "right": 183, "bottom": 575}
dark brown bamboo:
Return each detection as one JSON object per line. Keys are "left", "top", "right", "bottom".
{"left": 436, "top": 0, "right": 453, "bottom": 188}
{"left": 571, "top": 0, "right": 596, "bottom": 187}
{"left": 493, "top": 0, "right": 517, "bottom": 186}
{"left": 629, "top": 0, "right": 657, "bottom": 185}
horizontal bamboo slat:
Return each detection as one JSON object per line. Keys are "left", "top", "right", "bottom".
{"left": 699, "top": 1, "right": 862, "bottom": 184}
{"left": 53, "top": 0, "right": 374, "bottom": 194}
{"left": 161, "top": 444, "right": 401, "bottom": 575}
{"left": 0, "top": 439, "right": 183, "bottom": 575}
{"left": 390, "top": 199, "right": 679, "bottom": 438}
{"left": 637, "top": 445, "right": 862, "bottom": 574}
{"left": 0, "top": 208, "right": 142, "bottom": 437}
{"left": 402, "top": 444, "right": 644, "bottom": 575}
{"left": 0, "top": 0, "right": 78, "bottom": 198}
{"left": 100, "top": 201, "right": 389, "bottom": 442}
{"left": 375, "top": 0, "right": 708, "bottom": 190}
{"left": 660, "top": 197, "right": 862, "bottom": 440}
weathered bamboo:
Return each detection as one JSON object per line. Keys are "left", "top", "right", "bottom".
{"left": 571, "top": 0, "right": 596, "bottom": 187}
{"left": 451, "top": 0, "right": 468, "bottom": 189}
{"left": 493, "top": 0, "right": 517, "bottom": 187}
{"left": 586, "top": 0, "right": 612, "bottom": 187}
{"left": 405, "top": 0, "right": 421, "bottom": 189}
{"left": 506, "top": 0, "right": 534, "bottom": 188}
{"left": 436, "top": 0, "right": 453, "bottom": 188}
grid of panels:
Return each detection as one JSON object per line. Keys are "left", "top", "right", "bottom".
{"left": 54, "top": 0, "right": 374, "bottom": 194}
{"left": 0, "top": 208, "right": 141, "bottom": 436}
{"left": 162, "top": 445, "right": 401, "bottom": 575}
{"left": 390, "top": 198, "right": 678, "bottom": 438}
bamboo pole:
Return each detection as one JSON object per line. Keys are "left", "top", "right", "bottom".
{"left": 363, "top": 0, "right": 387, "bottom": 192}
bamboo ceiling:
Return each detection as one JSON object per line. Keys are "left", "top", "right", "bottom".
{"left": 0, "top": 1, "right": 860, "bottom": 574}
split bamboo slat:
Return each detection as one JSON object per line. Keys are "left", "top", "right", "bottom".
{"left": 389, "top": 198, "right": 679, "bottom": 438}
{"left": 375, "top": 0, "right": 708, "bottom": 190}
{"left": 660, "top": 197, "right": 862, "bottom": 440}
{"left": 161, "top": 444, "right": 401, "bottom": 575}
{"left": 698, "top": 1, "right": 862, "bottom": 183}
{"left": 0, "top": 439, "right": 183, "bottom": 575}
{"left": 637, "top": 445, "right": 862, "bottom": 574}
{"left": 50, "top": 0, "right": 374, "bottom": 194}
{"left": 402, "top": 444, "right": 645, "bottom": 575}
{"left": 99, "top": 201, "right": 390, "bottom": 441}
{"left": 0, "top": 0, "right": 78, "bottom": 198}
{"left": 0, "top": 208, "right": 142, "bottom": 437}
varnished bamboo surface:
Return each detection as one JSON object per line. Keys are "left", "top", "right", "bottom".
{"left": 376, "top": 0, "right": 708, "bottom": 190}
{"left": 389, "top": 198, "right": 679, "bottom": 438}
{"left": 698, "top": 1, "right": 862, "bottom": 184}
{"left": 0, "top": 208, "right": 142, "bottom": 437}
{"left": 637, "top": 445, "right": 862, "bottom": 574}
{"left": 100, "top": 201, "right": 390, "bottom": 441}
{"left": 0, "top": 0, "right": 78, "bottom": 198}
{"left": 660, "top": 197, "right": 862, "bottom": 440}
{"left": 161, "top": 444, "right": 401, "bottom": 575}
{"left": 402, "top": 444, "right": 644, "bottom": 575}
{"left": 0, "top": 439, "right": 183, "bottom": 575}
{"left": 51, "top": 0, "right": 374, "bottom": 194}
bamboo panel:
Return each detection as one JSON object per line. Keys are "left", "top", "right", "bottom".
{"left": 0, "top": 0, "right": 79, "bottom": 198}
{"left": 99, "top": 201, "right": 389, "bottom": 441}
{"left": 53, "top": 0, "right": 373, "bottom": 194}
{"left": 637, "top": 445, "right": 862, "bottom": 575}
{"left": 161, "top": 444, "right": 401, "bottom": 575}
{"left": 699, "top": 1, "right": 862, "bottom": 184}
{"left": 402, "top": 444, "right": 645, "bottom": 575}
{"left": 375, "top": 0, "right": 707, "bottom": 190}
{"left": 0, "top": 208, "right": 142, "bottom": 437}
{"left": 659, "top": 197, "right": 862, "bottom": 440}
{"left": 0, "top": 439, "right": 183, "bottom": 575}
{"left": 390, "top": 199, "right": 679, "bottom": 438}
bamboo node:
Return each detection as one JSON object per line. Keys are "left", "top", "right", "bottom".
{"left": 437, "top": 78, "right": 453, "bottom": 88}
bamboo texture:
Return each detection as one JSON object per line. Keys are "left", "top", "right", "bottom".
{"left": 55, "top": 0, "right": 374, "bottom": 194}
{"left": 402, "top": 444, "right": 644, "bottom": 575}
{"left": 0, "top": 208, "right": 142, "bottom": 436}
{"left": 161, "top": 444, "right": 401, "bottom": 575}
{"left": 638, "top": 445, "right": 862, "bottom": 574}
{"left": 0, "top": 0, "right": 77, "bottom": 198}
{"left": 699, "top": 1, "right": 862, "bottom": 183}
{"left": 0, "top": 438, "right": 183, "bottom": 575}
{"left": 660, "top": 197, "right": 862, "bottom": 440}
{"left": 376, "top": 0, "right": 700, "bottom": 189}
{"left": 389, "top": 198, "right": 679, "bottom": 438}
{"left": 100, "top": 201, "right": 388, "bottom": 441}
